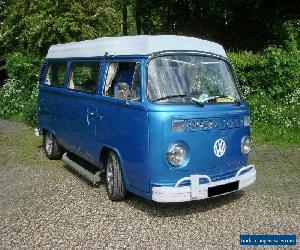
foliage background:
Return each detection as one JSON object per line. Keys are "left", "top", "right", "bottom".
{"left": 0, "top": 0, "right": 299, "bottom": 144}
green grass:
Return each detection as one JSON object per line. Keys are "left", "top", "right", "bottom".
{"left": 0, "top": 128, "right": 65, "bottom": 172}
{"left": 251, "top": 124, "right": 300, "bottom": 146}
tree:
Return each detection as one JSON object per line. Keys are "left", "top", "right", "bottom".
{"left": 1, "top": 0, "right": 299, "bottom": 54}
{"left": 130, "top": 0, "right": 164, "bottom": 35}
{"left": 153, "top": 0, "right": 300, "bottom": 50}
{"left": 122, "top": 3, "right": 128, "bottom": 35}
{"left": 0, "top": 0, "right": 122, "bottom": 56}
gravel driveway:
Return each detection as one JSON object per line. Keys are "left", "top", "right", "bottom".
{"left": 0, "top": 119, "right": 299, "bottom": 249}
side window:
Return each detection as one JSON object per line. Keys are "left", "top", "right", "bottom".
{"left": 104, "top": 62, "right": 141, "bottom": 100}
{"left": 45, "top": 62, "right": 67, "bottom": 87}
{"left": 68, "top": 61, "right": 100, "bottom": 94}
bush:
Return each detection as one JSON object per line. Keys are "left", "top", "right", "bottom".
{"left": 262, "top": 47, "right": 299, "bottom": 98}
{"left": 228, "top": 51, "right": 265, "bottom": 93}
{"left": 23, "top": 85, "right": 38, "bottom": 127}
{"left": 247, "top": 88, "right": 300, "bottom": 129}
{"left": 4, "top": 52, "right": 39, "bottom": 85}
{"left": 0, "top": 52, "right": 40, "bottom": 125}
{"left": 228, "top": 47, "right": 300, "bottom": 99}
{"left": 0, "top": 78, "right": 27, "bottom": 118}
{"left": 229, "top": 45, "right": 300, "bottom": 143}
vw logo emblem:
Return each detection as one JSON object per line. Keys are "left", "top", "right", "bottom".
{"left": 214, "top": 139, "right": 226, "bottom": 157}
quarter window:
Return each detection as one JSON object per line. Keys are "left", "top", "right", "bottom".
{"left": 68, "top": 62, "right": 100, "bottom": 94}
{"left": 45, "top": 62, "right": 67, "bottom": 87}
{"left": 104, "top": 62, "right": 141, "bottom": 100}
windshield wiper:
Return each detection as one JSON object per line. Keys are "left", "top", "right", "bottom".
{"left": 153, "top": 94, "right": 241, "bottom": 106}
{"left": 190, "top": 98, "right": 204, "bottom": 107}
{"left": 208, "top": 95, "right": 241, "bottom": 105}
{"left": 153, "top": 94, "right": 205, "bottom": 107}
{"left": 152, "top": 94, "right": 189, "bottom": 102}
{"left": 192, "top": 95, "right": 241, "bottom": 106}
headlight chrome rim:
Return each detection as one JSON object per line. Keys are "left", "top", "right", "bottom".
{"left": 241, "top": 136, "right": 251, "bottom": 155}
{"left": 166, "top": 143, "right": 186, "bottom": 167}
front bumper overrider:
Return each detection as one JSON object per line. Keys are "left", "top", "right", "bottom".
{"left": 152, "top": 165, "right": 256, "bottom": 202}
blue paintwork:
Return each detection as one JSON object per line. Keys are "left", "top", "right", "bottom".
{"left": 147, "top": 104, "right": 250, "bottom": 189}
{"left": 38, "top": 53, "right": 251, "bottom": 201}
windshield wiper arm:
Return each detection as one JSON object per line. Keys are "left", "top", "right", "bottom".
{"left": 190, "top": 98, "right": 204, "bottom": 107}
{"left": 209, "top": 95, "right": 241, "bottom": 105}
{"left": 152, "top": 94, "right": 189, "bottom": 102}
{"left": 192, "top": 95, "right": 241, "bottom": 106}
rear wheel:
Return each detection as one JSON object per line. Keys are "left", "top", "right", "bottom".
{"left": 106, "top": 151, "right": 126, "bottom": 201}
{"left": 43, "top": 131, "right": 63, "bottom": 160}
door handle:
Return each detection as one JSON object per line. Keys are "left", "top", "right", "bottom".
{"left": 87, "top": 111, "right": 104, "bottom": 120}
{"left": 86, "top": 110, "right": 95, "bottom": 125}
{"left": 87, "top": 111, "right": 95, "bottom": 117}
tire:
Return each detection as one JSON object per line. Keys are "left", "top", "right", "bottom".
{"left": 43, "top": 131, "right": 63, "bottom": 160}
{"left": 105, "top": 151, "right": 126, "bottom": 201}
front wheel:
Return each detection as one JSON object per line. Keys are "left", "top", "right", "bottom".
{"left": 43, "top": 131, "right": 63, "bottom": 160}
{"left": 106, "top": 151, "right": 126, "bottom": 201}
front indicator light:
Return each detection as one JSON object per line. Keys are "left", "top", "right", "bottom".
{"left": 243, "top": 116, "right": 250, "bottom": 127}
{"left": 241, "top": 136, "right": 251, "bottom": 155}
{"left": 172, "top": 120, "right": 185, "bottom": 132}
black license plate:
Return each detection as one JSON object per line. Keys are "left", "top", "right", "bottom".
{"left": 208, "top": 181, "right": 239, "bottom": 197}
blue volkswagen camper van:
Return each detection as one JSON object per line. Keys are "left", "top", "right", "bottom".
{"left": 37, "top": 35, "right": 256, "bottom": 202}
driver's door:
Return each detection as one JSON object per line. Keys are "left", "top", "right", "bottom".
{"left": 96, "top": 59, "right": 150, "bottom": 193}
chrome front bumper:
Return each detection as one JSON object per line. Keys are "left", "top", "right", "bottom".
{"left": 152, "top": 165, "right": 256, "bottom": 202}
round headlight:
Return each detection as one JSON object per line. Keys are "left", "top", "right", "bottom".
{"left": 166, "top": 143, "right": 186, "bottom": 166}
{"left": 241, "top": 136, "right": 251, "bottom": 155}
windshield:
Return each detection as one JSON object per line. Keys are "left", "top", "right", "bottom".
{"left": 147, "top": 55, "right": 242, "bottom": 104}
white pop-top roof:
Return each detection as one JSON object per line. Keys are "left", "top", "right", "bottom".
{"left": 46, "top": 35, "right": 226, "bottom": 59}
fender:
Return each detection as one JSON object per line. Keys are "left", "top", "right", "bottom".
{"left": 39, "top": 124, "right": 57, "bottom": 138}
{"left": 100, "top": 144, "right": 130, "bottom": 189}
{"left": 99, "top": 143, "right": 151, "bottom": 199}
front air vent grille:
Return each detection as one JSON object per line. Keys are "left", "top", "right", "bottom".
{"left": 185, "top": 117, "right": 242, "bottom": 131}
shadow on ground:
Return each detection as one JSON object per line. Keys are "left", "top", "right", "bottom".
{"left": 123, "top": 190, "right": 245, "bottom": 217}
{"left": 59, "top": 152, "right": 245, "bottom": 218}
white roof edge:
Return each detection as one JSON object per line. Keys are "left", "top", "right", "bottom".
{"left": 46, "top": 35, "right": 227, "bottom": 59}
